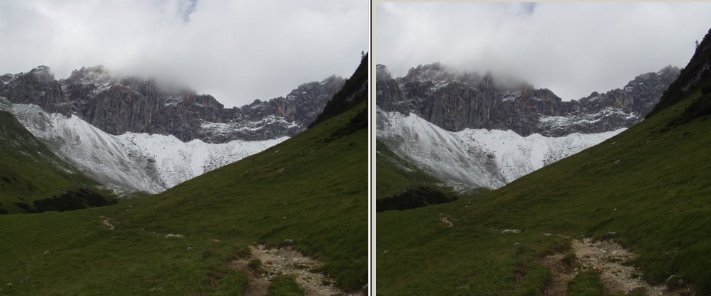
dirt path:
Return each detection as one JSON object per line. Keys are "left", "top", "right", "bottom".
{"left": 231, "top": 258, "right": 270, "bottom": 296}
{"left": 99, "top": 216, "right": 114, "bottom": 230}
{"left": 541, "top": 238, "right": 694, "bottom": 296}
{"left": 571, "top": 238, "right": 685, "bottom": 296}
{"left": 539, "top": 253, "right": 575, "bottom": 296}
{"left": 231, "top": 245, "right": 361, "bottom": 296}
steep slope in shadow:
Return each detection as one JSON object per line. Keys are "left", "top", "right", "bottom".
{"left": 310, "top": 53, "right": 367, "bottom": 128}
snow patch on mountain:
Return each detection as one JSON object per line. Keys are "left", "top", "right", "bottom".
{"left": 538, "top": 107, "right": 638, "bottom": 136}
{"left": 164, "top": 96, "right": 185, "bottom": 107}
{"left": 539, "top": 107, "right": 637, "bottom": 127}
{"left": 201, "top": 115, "right": 300, "bottom": 134}
{"left": 11, "top": 104, "right": 287, "bottom": 194}
{"left": 502, "top": 91, "right": 521, "bottom": 102}
{"left": 378, "top": 110, "right": 624, "bottom": 189}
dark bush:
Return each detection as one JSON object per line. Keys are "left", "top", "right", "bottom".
{"left": 32, "top": 189, "right": 116, "bottom": 212}
{"left": 14, "top": 202, "right": 32, "bottom": 212}
{"left": 668, "top": 93, "right": 711, "bottom": 126}
{"left": 377, "top": 187, "right": 457, "bottom": 212}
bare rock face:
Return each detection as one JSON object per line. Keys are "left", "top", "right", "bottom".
{"left": 376, "top": 63, "right": 680, "bottom": 136}
{"left": 0, "top": 66, "right": 345, "bottom": 143}
{"left": 0, "top": 66, "right": 65, "bottom": 112}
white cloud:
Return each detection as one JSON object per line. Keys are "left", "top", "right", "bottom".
{"left": 0, "top": 0, "right": 368, "bottom": 107}
{"left": 376, "top": 2, "right": 711, "bottom": 100}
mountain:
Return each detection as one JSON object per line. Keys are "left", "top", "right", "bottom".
{"left": 377, "top": 64, "right": 679, "bottom": 189}
{"left": 378, "top": 110, "right": 624, "bottom": 189}
{"left": 0, "top": 56, "right": 367, "bottom": 295}
{"left": 0, "top": 65, "right": 346, "bottom": 193}
{"left": 0, "top": 65, "right": 345, "bottom": 143}
{"left": 377, "top": 28, "right": 711, "bottom": 295}
{"left": 377, "top": 63, "right": 679, "bottom": 136}
{"left": 9, "top": 103, "right": 285, "bottom": 193}
{"left": 0, "top": 97, "right": 114, "bottom": 214}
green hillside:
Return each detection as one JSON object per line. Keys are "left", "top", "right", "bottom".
{"left": 0, "top": 61, "right": 367, "bottom": 294}
{"left": 0, "top": 105, "right": 113, "bottom": 214}
{"left": 377, "top": 30, "right": 711, "bottom": 295}
{"left": 375, "top": 141, "right": 442, "bottom": 199}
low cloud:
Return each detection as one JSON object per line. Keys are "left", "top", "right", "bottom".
{"left": 376, "top": 2, "right": 711, "bottom": 100}
{"left": 0, "top": 0, "right": 367, "bottom": 107}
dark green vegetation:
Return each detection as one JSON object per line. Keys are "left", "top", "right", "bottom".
{"left": 0, "top": 110, "right": 112, "bottom": 214}
{"left": 0, "top": 59, "right": 367, "bottom": 294}
{"left": 378, "top": 29, "right": 711, "bottom": 295}
{"left": 567, "top": 271, "right": 606, "bottom": 296}
{"left": 268, "top": 276, "right": 304, "bottom": 296}
{"left": 376, "top": 187, "right": 456, "bottom": 212}
{"left": 326, "top": 107, "right": 366, "bottom": 142}
{"left": 27, "top": 189, "right": 116, "bottom": 213}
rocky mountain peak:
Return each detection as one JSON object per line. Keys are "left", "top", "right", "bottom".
{"left": 404, "top": 63, "right": 458, "bottom": 84}
{"left": 0, "top": 65, "right": 64, "bottom": 112}
{"left": 29, "top": 65, "right": 54, "bottom": 80}
{"left": 286, "top": 75, "right": 344, "bottom": 101}
{"left": 66, "top": 65, "right": 112, "bottom": 84}
{"left": 377, "top": 62, "right": 680, "bottom": 137}
{"left": 376, "top": 64, "right": 392, "bottom": 81}
{"left": 0, "top": 65, "right": 345, "bottom": 143}
{"left": 575, "top": 67, "right": 681, "bottom": 118}
{"left": 658, "top": 65, "right": 681, "bottom": 75}
{"left": 69, "top": 65, "right": 107, "bottom": 76}
{"left": 321, "top": 75, "right": 345, "bottom": 86}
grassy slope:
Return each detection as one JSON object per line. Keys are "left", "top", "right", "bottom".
{"left": 0, "top": 101, "right": 367, "bottom": 295}
{"left": 375, "top": 141, "right": 443, "bottom": 199}
{"left": 567, "top": 271, "right": 606, "bottom": 296}
{"left": 375, "top": 142, "right": 425, "bottom": 197}
{"left": 378, "top": 88, "right": 711, "bottom": 294}
{"left": 0, "top": 111, "right": 107, "bottom": 214}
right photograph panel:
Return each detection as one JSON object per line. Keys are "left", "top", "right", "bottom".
{"left": 375, "top": 2, "right": 711, "bottom": 295}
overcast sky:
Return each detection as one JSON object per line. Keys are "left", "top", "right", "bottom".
{"left": 0, "top": 0, "right": 367, "bottom": 107}
{"left": 376, "top": 2, "right": 711, "bottom": 101}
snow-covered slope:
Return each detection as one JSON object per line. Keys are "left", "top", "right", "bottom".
{"left": 11, "top": 104, "right": 287, "bottom": 193}
{"left": 377, "top": 110, "right": 624, "bottom": 189}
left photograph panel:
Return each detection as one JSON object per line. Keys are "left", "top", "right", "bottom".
{"left": 0, "top": 0, "right": 368, "bottom": 295}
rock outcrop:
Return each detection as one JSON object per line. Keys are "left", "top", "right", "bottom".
{"left": 376, "top": 63, "right": 680, "bottom": 136}
{"left": 0, "top": 66, "right": 344, "bottom": 143}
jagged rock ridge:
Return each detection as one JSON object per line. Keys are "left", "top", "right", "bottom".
{"left": 376, "top": 63, "right": 680, "bottom": 189}
{"left": 376, "top": 63, "right": 680, "bottom": 136}
{"left": 0, "top": 66, "right": 345, "bottom": 143}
